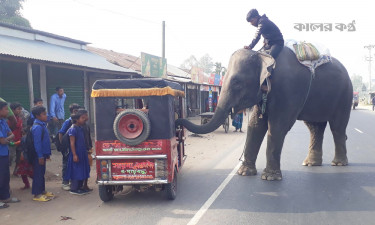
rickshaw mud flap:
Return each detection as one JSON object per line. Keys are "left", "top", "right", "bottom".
{"left": 97, "top": 180, "right": 168, "bottom": 185}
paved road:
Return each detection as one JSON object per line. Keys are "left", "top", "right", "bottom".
{"left": 2, "top": 108, "right": 375, "bottom": 225}
{"left": 197, "top": 107, "right": 375, "bottom": 225}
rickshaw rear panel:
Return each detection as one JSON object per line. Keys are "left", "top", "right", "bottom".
{"left": 91, "top": 78, "right": 185, "bottom": 201}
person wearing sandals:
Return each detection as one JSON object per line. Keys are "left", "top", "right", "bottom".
{"left": 58, "top": 103, "right": 80, "bottom": 191}
{"left": 65, "top": 109, "right": 91, "bottom": 195}
{"left": 232, "top": 109, "right": 246, "bottom": 132}
{"left": 0, "top": 101, "right": 19, "bottom": 209}
{"left": 31, "top": 106, "right": 54, "bottom": 202}
{"left": 82, "top": 115, "right": 93, "bottom": 192}
{"left": 8, "top": 102, "right": 23, "bottom": 176}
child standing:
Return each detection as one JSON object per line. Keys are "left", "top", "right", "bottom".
{"left": 0, "top": 101, "right": 19, "bottom": 209}
{"left": 58, "top": 103, "right": 80, "bottom": 191}
{"left": 15, "top": 146, "right": 33, "bottom": 190}
{"left": 27, "top": 98, "right": 44, "bottom": 128}
{"left": 82, "top": 121, "right": 93, "bottom": 192}
{"left": 31, "top": 106, "right": 54, "bottom": 202}
{"left": 8, "top": 102, "right": 23, "bottom": 175}
{"left": 65, "top": 109, "right": 90, "bottom": 195}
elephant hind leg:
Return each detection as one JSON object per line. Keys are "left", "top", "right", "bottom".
{"left": 329, "top": 120, "right": 348, "bottom": 166}
{"left": 302, "top": 121, "right": 327, "bottom": 166}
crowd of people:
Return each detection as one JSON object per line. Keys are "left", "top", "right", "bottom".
{"left": 0, "top": 87, "right": 93, "bottom": 209}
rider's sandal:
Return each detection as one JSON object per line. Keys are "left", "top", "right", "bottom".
{"left": 33, "top": 195, "right": 51, "bottom": 202}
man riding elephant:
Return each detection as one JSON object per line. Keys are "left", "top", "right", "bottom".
{"left": 176, "top": 46, "right": 352, "bottom": 181}
{"left": 244, "top": 9, "right": 284, "bottom": 60}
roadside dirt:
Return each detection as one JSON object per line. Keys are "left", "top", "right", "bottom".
{"left": 1, "top": 114, "right": 249, "bottom": 225}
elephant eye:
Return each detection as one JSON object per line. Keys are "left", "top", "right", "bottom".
{"left": 231, "top": 79, "right": 241, "bottom": 88}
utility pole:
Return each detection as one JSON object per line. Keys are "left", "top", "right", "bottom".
{"left": 162, "top": 21, "right": 165, "bottom": 59}
{"left": 364, "top": 44, "right": 375, "bottom": 92}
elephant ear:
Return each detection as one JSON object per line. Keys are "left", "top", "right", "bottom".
{"left": 257, "top": 52, "right": 276, "bottom": 93}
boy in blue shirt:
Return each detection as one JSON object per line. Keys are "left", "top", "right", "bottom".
{"left": 27, "top": 98, "right": 44, "bottom": 128}
{"left": 31, "top": 106, "right": 54, "bottom": 202}
{"left": 58, "top": 103, "right": 80, "bottom": 191}
{"left": 0, "top": 97, "right": 17, "bottom": 130}
{"left": 0, "top": 101, "right": 18, "bottom": 209}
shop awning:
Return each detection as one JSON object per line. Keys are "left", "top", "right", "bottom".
{"left": 91, "top": 78, "right": 185, "bottom": 97}
{"left": 0, "top": 34, "right": 138, "bottom": 74}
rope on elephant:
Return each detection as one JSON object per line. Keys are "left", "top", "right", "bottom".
{"left": 301, "top": 71, "right": 314, "bottom": 111}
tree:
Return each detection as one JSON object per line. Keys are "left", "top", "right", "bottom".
{"left": 181, "top": 54, "right": 221, "bottom": 74}
{"left": 199, "top": 54, "right": 214, "bottom": 74}
{"left": 362, "top": 84, "right": 367, "bottom": 92}
{"left": 214, "top": 62, "right": 222, "bottom": 74}
{"left": 180, "top": 54, "right": 214, "bottom": 73}
{"left": 214, "top": 62, "right": 227, "bottom": 76}
{"left": 350, "top": 74, "right": 364, "bottom": 92}
{"left": 0, "top": 0, "right": 31, "bottom": 28}
{"left": 180, "top": 55, "right": 199, "bottom": 70}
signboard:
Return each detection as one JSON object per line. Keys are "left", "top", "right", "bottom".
{"left": 214, "top": 74, "right": 221, "bottom": 86}
{"left": 187, "top": 84, "right": 198, "bottom": 89}
{"left": 200, "top": 85, "right": 208, "bottom": 91}
{"left": 98, "top": 140, "right": 164, "bottom": 155}
{"left": 203, "top": 73, "right": 209, "bottom": 84}
{"left": 219, "top": 76, "right": 224, "bottom": 86}
{"left": 141, "top": 52, "right": 167, "bottom": 78}
{"left": 191, "top": 67, "right": 204, "bottom": 83}
{"left": 111, "top": 159, "right": 155, "bottom": 180}
{"left": 198, "top": 73, "right": 205, "bottom": 84}
{"left": 208, "top": 74, "right": 215, "bottom": 85}
{"left": 209, "top": 87, "right": 213, "bottom": 112}
{"left": 200, "top": 85, "right": 218, "bottom": 92}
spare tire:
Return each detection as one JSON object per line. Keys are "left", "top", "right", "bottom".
{"left": 113, "top": 109, "right": 151, "bottom": 146}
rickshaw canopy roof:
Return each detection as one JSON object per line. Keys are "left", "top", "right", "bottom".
{"left": 91, "top": 78, "right": 184, "bottom": 98}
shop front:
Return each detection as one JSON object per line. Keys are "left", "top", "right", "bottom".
{"left": 186, "top": 84, "right": 200, "bottom": 117}
{"left": 200, "top": 85, "right": 220, "bottom": 113}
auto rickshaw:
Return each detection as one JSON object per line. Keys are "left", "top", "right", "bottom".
{"left": 199, "top": 112, "right": 230, "bottom": 133}
{"left": 91, "top": 78, "right": 186, "bottom": 202}
{"left": 352, "top": 91, "right": 359, "bottom": 110}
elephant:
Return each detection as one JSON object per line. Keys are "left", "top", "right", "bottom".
{"left": 176, "top": 47, "right": 352, "bottom": 181}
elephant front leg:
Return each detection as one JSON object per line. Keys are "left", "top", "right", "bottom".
{"left": 238, "top": 106, "right": 268, "bottom": 176}
{"left": 302, "top": 121, "right": 327, "bottom": 166}
{"left": 261, "top": 129, "right": 287, "bottom": 181}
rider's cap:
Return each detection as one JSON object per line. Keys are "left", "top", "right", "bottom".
{"left": 246, "top": 9, "right": 260, "bottom": 22}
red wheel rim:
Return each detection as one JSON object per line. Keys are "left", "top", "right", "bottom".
{"left": 118, "top": 114, "right": 144, "bottom": 139}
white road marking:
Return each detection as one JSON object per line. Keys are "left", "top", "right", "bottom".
{"left": 187, "top": 162, "right": 242, "bottom": 225}
{"left": 355, "top": 128, "right": 364, "bottom": 134}
{"left": 362, "top": 186, "right": 375, "bottom": 197}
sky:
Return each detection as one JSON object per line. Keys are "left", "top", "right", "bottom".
{"left": 21, "top": 0, "right": 375, "bottom": 83}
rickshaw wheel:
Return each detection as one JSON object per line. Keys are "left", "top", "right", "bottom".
{"left": 113, "top": 109, "right": 151, "bottom": 146}
{"left": 166, "top": 168, "right": 177, "bottom": 200}
{"left": 99, "top": 185, "right": 114, "bottom": 202}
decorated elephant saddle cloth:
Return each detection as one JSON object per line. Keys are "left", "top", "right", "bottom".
{"left": 285, "top": 39, "right": 332, "bottom": 75}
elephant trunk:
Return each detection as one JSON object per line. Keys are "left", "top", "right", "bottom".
{"left": 176, "top": 107, "right": 229, "bottom": 134}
